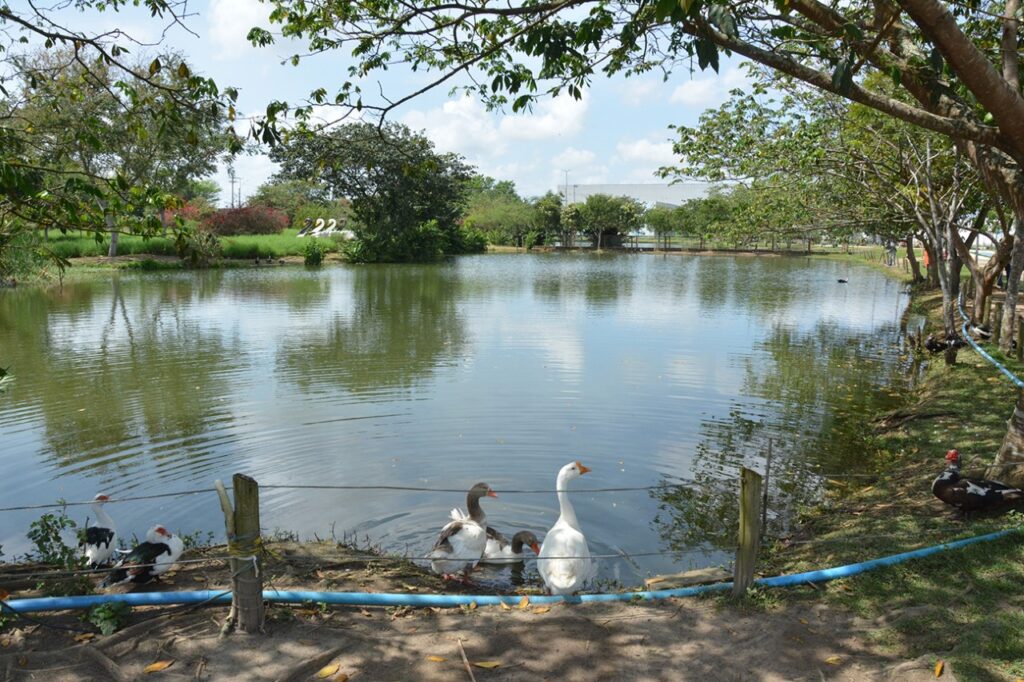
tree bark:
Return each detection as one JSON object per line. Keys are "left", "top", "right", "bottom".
{"left": 990, "top": 389, "right": 1024, "bottom": 487}
{"left": 906, "top": 234, "right": 925, "bottom": 283}
{"left": 1000, "top": 218, "right": 1024, "bottom": 350}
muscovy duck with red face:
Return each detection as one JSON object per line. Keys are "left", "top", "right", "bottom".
{"left": 932, "top": 449, "right": 1024, "bottom": 512}
{"left": 101, "top": 525, "right": 183, "bottom": 587}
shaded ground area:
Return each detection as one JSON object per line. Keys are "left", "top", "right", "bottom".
{"left": 1, "top": 591, "right": 953, "bottom": 681}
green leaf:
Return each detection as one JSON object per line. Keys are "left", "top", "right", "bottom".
{"left": 831, "top": 53, "right": 854, "bottom": 95}
{"left": 176, "top": 63, "right": 190, "bottom": 78}
{"left": 695, "top": 37, "right": 719, "bottom": 72}
{"left": 148, "top": 58, "right": 161, "bottom": 75}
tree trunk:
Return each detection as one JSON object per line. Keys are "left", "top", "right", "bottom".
{"left": 160, "top": 207, "right": 167, "bottom": 237}
{"left": 906, "top": 234, "right": 925, "bottom": 283}
{"left": 1000, "top": 218, "right": 1024, "bottom": 351}
{"left": 924, "top": 242, "right": 939, "bottom": 288}
{"left": 989, "top": 390, "right": 1024, "bottom": 487}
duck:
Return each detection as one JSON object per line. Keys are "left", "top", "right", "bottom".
{"left": 837, "top": 278, "right": 848, "bottom": 284}
{"left": 932, "top": 449, "right": 1024, "bottom": 513}
{"left": 539, "top": 461, "right": 597, "bottom": 595}
{"left": 428, "top": 482, "right": 496, "bottom": 580}
{"left": 101, "top": 525, "right": 184, "bottom": 587}
{"left": 970, "top": 323, "right": 992, "bottom": 340}
{"left": 482, "top": 528, "right": 541, "bottom": 564}
{"left": 80, "top": 494, "right": 117, "bottom": 567}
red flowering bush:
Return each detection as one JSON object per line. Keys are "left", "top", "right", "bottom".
{"left": 202, "top": 207, "right": 289, "bottom": 236}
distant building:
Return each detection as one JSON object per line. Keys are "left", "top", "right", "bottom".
{"left": 561, "top": 182, "right": 712, "bottom": 208}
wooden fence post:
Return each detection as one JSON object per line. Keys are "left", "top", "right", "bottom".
{"left": 994, "top": 304, "right": 1004, "bottom": 345}
{"left": 733, "top": 467, "right": 763, "bottom": 597}
{"left": 232, "top": 474, "right": 263, "bottom": 634}
{"left": 761, "top": 440, "right": 772, "bottom": 540}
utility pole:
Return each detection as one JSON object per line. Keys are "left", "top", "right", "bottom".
{"left": 563, "top": 169, "right": 569, "bottom": 206}
{"left": 228, "top": 164, "right": 237, "bottom": 208}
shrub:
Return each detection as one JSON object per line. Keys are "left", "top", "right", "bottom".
{"left": 202, "top": 207, "right": 289, "bottom": 236}
{"left": 27, "top": 507, "right": 92, "bottom": 595}
{"left": 175, "top": 229, "right": 222, "bottom": 267}
{"left": 303, "top": 239, "right": 328, "bottom": 266}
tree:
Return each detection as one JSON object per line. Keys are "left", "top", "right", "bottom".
{"left": 270, "top": 121, "right": 473, "bottom": 262}
{"left": 8, "top": 48, "right": 231, "bottom": 256}
{"left": 575, "top": 194, "right": 645, "bottom": 249}
{"left": 248, "top": 178, "right": 330, "bottom": 222}
{"left": 645, "top": 205, "right": 685, "bottom": 249}
{"left": 462, "top": 175, "right": 533, "bottom": 246}
{"left": 532, "top": 191, "right": 565, "bottom": 246}
{"left": 183, "top": 180, "right": 222, "bottom": 206}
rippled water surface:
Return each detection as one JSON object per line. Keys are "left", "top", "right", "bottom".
{"left": 0, "top": 254, "right": 908, "bottom": 585}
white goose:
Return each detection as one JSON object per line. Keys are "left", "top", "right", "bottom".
{"left": 81, "top": 494, "right": 117, "bottom": 567}
{"left": 429, "top": 482, "right": 496, "bottom": 580}
{"left": 539, "top": 461, "right": 597, "bottom": 595}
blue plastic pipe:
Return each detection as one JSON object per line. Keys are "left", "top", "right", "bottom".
{"left": 3, "top": 528, "right": 1017, "bottom": 614}
{"left": 956, "top": 294, "right": 1024, "bottom": 388}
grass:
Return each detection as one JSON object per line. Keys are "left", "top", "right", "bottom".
{"left": 42, "top": 229, "right": 342, "bottom": 261}
{"left": 756, "top": 287, "right": 1024, "bottom": 680}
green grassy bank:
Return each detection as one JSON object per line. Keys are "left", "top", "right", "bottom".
{"left": 757, "top": 287, "right": 1024, "bottom": 681}
{"left": 42, "top": 229, "right": 338, "bottom": 261}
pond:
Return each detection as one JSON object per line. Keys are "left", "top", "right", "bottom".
{"left": 0, "top": 253, "right": 909, "bottom": 587}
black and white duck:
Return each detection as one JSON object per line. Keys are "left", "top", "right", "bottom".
{"left": 932, "top": 449, "right": 1024, "bottom": 513}
{"left": 101, "top": 525, "right": 184, "bottom": 587}
{"left": 80, "top": 494, "right": 117, "bottom": 567}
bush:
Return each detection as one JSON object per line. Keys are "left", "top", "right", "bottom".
{"left": 303, "top": 238, "right": 327, "bottom": 266}
{"left": 175, "top": 230, "right": 222, "bottom": 267}
{"left": 202, "top": 207, "right": 289, "bottom": 236}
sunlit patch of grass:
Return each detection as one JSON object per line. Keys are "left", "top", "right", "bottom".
{"left": 761, "top": 287, "right": 1024, "bottom": 681}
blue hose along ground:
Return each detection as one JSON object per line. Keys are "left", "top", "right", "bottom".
{"left": 3, "top": 527, "right": 1018, "bottom": 614}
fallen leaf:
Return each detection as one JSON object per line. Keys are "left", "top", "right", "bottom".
{"left": 0, "top": 637, "right": 9, "bottom": 648}
{"left": 359, "top": 609, "right": 372, "bottom": 618}
{"left": 426, "top": 656, "right": 446, "bottom": 662}
{"left": 192, "top": 576, "right": 207, "bottom": 582}
{"left": 532, "top": 606, "right": 551, "bottom": 615}
{"left": 934, "top": 660, "right": 944, "bottom": 677}
{"left": 17, "top": 656, "right": 26, "bottom": 668}
{"left": 143, "top": 660, "right": 174, "bottom": 673}
{"left": 473, "top": 661, "right": 501, "bottom": 669}
{"left": 333, "top": 674, "right": 349, "bottom": 682}
{"left": 74, "top": 633, "right": 96, "bottom": 643}
{"left": 499, "top": 602, "right": 512, "bottom": 611}
{"left": 517, "top": 596, "right": 530, "bottom": 609}
{"left": 798, "top": 618, "right": 809, "bottom": 625}
{"left": 316, "top": 663, "right": 340, "bottom": 678}
{"left": 824, "top": 656, "right": 842, "bottom": 665}
{"left": 0, "top": 590, "right": 8, "bottom": 601}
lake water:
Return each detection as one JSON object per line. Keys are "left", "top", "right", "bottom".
{"left": 0, "top": 254, "right": 909, "bottom": 587}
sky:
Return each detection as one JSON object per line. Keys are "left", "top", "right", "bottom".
{"left": 22, "top": 0, "right": 752, "bottom": 204}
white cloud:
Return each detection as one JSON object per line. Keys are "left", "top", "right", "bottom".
{"left": 498, "top": 95, "right": 588, "bottom": 140}
{"left": 552, "top": 147, "right": 597, "bottom": 169}
{"left": 619, "top": 79, "right": 660, "bottom": 105}
{"left": 614, "top": 138, "right": 676, "bottom": 166}
{"left": 208, "top": 0, "right": 269, "bottom": 59}
{"left": 669, "top": 66, "right": 751, "bottom": 108}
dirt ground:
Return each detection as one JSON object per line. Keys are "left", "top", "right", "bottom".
{"left": 0, "top": 542, "right": 957, "bottom": 681}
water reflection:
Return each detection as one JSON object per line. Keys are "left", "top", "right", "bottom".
{"left": 0, "top": 255, "right": 907, "bottom": 585}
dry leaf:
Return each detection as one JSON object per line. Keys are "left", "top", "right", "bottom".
{"left": 143, "top": 660, "right": 174, "bottom": 674}
{"left": 517, "top": 596, "right": 530, "bottom": 609}
{"left": 74, "top": 633, "right": 96, "bottom": 643}
{"left": 192, "top": 576, "right": 207, "bottom": 582}
{"left": 0, "top": 590, "right": 9, "bottom": 601}
{"left": 473, "top": 661, "right": 501, "bottom": 669}
{"left": 499, "top": 602, "right": 512, "bottom": 611}
{"left": 934, "top": 660, "right": 944, "bottom": 677}
{"left": 333, "top": 674, "right": 349, "bottom": 682}
{"left": 798, "top": 618, "right": 809, "bottom": 625}
{"left": 17, "top": 656, "right": 26, "bottom": 668}
{"left": 426, "top": 656, "right": 446, "bottom": 662}
{"left": 359, "top": 609, "right": 372, "bottom": 618}
{"left": 316, "top": 663, "right": 340, "bottom": 678}
{"left": 0, "top": 637, "right": 9, "bottom": 648}
{"left": 532, "top": 606, "right": 551, "bottom": 615}
{"left": 468, "top": 601, "right": 477, "bottom": 610}
{"left": 824, "top": 656, "right": 842, "bottom": 665}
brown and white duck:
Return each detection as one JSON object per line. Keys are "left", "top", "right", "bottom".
{"left": 428, "top": 482, "right": 496, "bottom": 579}
{"left": 481, "top": 528, "right": 541, "bottom": 564}
{"left": 932, "top": 449, "right": 1024, "bottom": 513}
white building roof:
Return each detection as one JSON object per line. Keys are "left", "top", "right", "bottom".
{"left": 561, "top": 182, "right": 712, "bottom": 207}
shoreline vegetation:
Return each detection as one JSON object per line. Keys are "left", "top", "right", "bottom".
{"left": 3, "top": 252, "right": 1022, "bottom": 679}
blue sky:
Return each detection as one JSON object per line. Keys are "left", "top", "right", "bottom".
{"left": 29, "top": 0, "right": 750, "bottom": 203}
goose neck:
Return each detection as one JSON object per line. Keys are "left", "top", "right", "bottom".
{"left": 556, "top": 487, "right": 580, "bottom": 529}
{"left": 466, "top": 493, "right": 486, "bottom": 524}
{"left": 92, "top": 503, "right": 114, "bottom": 529}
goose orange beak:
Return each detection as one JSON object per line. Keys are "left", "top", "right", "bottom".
{"left": 487, "top": 489, "right": 498, "bottom": 498}
{"left": 530, "top": 542, "right": 541, "bottom": 555}
{"left": 576, "top": 461, "right": 591, "bottom": 475}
